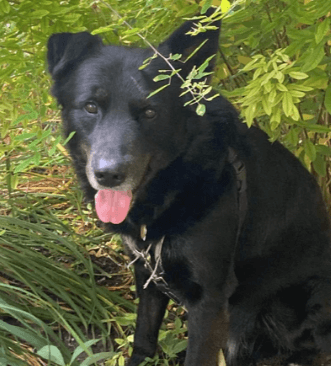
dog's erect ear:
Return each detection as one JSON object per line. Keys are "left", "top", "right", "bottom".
{"left": 159, "top": 9, "right": 221, "bottom": 76}
{"left": 47, "top": 32, "right": 103, "bottom": 80}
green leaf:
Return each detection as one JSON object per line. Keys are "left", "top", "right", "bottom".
{"left": 282, "top": 92, "right": 293, "bottom": 117}
{"left": 290, "top": 84, "right": 313, "bottom": 92}
{"left": 272, "top": 93, "right": 284, "bottom": 107}
{"left": 264, "top": 81, "right": 272, "bottom": 93}
{"left": 221, "top": 0, "right": 231, "bottom": 13}
{"left": 185, "top": 39, "right": 208, "bottom": 63}
{"left": 275, "top": 71, "right": 285, "bottom": 83}
{"left": 286, "top": 128, "right": 299, "bottom": 146}
{"left": 172, "top": 339, "right": 188, "bottom": 354}
{"left": 201, "top": 0, "right": 212, "bottom": 14}
{"left": 295, "top": 122, "right": 331, "bottom": 133}
{"left": 244, "top": 104, "right": 256, "bottom": 127}
{"left": 196, "top": 103, "right": 206, "bottom": 116}
{"left": 313, "top": 154, "right": 327, "bottom": 177}
{"left": 324, "top": 84, "right": 331, "bottom": 115}
{"left": 14, "top": 156, "right": 35, "bottom": 173}
{"left": 301, "top": 44, "right": 325, "bottom": 72}
{"left": 148, "top": 84, "right": 169, "bottom": 98}
{"left": 238, "top": 55, "right": 253, "bottom": 65}
{"left": 61, "top": 13, "right": 81, "bottom": 23}
{"left": 153, "top": 74, "right": 170, "bottom": 82}
{"left": 1, "top": 0, "right": 10, "bottom": 14}
{"left": 290, "top": 104, "right": 300, "bottom": 121}
{"left": 270, "top": 107, "right": 281, "bottom": 129}
{"left": 289, "top": 90, "right": 305, "bottom": 98}
{"left": 92, "top": 25, "right": 114, "bottom": 35}
{"left": 276, "top": 83, "right": 288, "bottom": 92}
{"left": 80, "top": 352, "right": 115, "bottom": 366}
{"left": 11, "top": 173, "right": 19, "bottom": 190}
{"left": 222, "top": 88, "right": 246, "bottom": 98}
{"left": 262, "top": 95, "right": 272, "bottom": 115}
{"left": 33, "top": 152, "right": 41, "bottom": 165}
{"left": 260, "top": 71, "right": 276, "bottom": 85}
{"left": 0, "top": 320, "right": 46, "bottom": 350}
{"left": 242, "top": 58, "right": 264, "bottom": 72}
{"left": 14, "top": 132, "right": 37, "bottom": 141}
{"left": 285, "top": 41, "right": 304, "bottom": 57}
{"left": 253, "top": 67, "right": 263, "bottom": 80}
{"left": 63, "top": 131, "right": 76, "bottom": 146}
{"left": 315, "top": 18, "right": 330, "bottom": 44}
{"left": 176, "top": 3, "right": 199, "bottom": 17}
{"left": 138, "top": 54, "right": 158, "bottom": 70}
{"left": 268, "top": 89, "right": 277, "bottom": 104}
{"left": 37, "top": 346, "right": 65, "bottom": 366}
{"left": 49, "top": 136, "right": 61, "bottom": 156}
{"left": 303, "top": 140, "right": 317, "bottom": 162}
{"left": 317, "top": 145, "right": 331, "bottom": 156}
{"left": 289, "top": 71, "right": 308, "bottom": 80}
{"left": 30, "top": 10, "right": 49, "bottom": 18}
{"left": 170, "top": 53, "right": 182, "bottom": 61}
{"left": 112, "top": 314, "right": 136, "bottom": 326}
{"left": 70, "top": 339, "right": 101, "bottom": 364}
{"left": 245, "top": 86, "right": 260, "bottom": 99}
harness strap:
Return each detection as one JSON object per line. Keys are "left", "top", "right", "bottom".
{"left": 227, "top": 147, "right": 247, "bottom": 236}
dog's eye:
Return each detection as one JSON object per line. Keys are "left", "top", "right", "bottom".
{"left": 85, "top": 103, "right": 98, "bottom": 114}
{"left": 144, "top": 109, "right": 156, "bottom": 119}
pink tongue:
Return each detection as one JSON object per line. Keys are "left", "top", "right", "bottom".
{"left": 95, "top": 189, "right": 132, "bottom": 224}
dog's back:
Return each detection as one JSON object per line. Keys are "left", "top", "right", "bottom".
{"left": 227, "top": 123, "right": 331, "bottom": 365}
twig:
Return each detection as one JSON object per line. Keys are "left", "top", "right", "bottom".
{"left": 98, "top": 1, "right": 188, "bottom": 89}
{"left": 97, "top": 1, "right": 227, "bottom": 108}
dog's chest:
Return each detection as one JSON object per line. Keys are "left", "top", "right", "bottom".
{"left": 123, "top": 234, "right": 203, "bottom": 305}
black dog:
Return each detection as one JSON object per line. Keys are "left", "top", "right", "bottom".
{"left": 47, "top": 13, "right": 331, "bottom": 366}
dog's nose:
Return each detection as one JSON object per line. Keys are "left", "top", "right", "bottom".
{"left": 94, "top": 158, "right": 126, "bottom": 188}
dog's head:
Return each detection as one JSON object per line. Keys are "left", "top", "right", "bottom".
{"left": 47, "top": 10, "right": 221, "bottom": 225}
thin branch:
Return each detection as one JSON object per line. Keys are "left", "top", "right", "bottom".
{"left": 100, "top": 0, "right": 215, "bottom": 107}
{"left": 218, "top": 47, "right": 241, "bottom": 89}
{"left": 97, "top": 1, "right": 243, "bottom": 108}
{"left": 98, "top": 1, "right": 189, "bottom": 91}
{"left": 265, "top": 3, "right": 282, "bottom": 49}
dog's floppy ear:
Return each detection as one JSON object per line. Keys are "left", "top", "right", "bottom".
{"left": 159, "top": 8, "right": 221, "bottom": 77}
{"left": 47, "top": 32, "right": 103, "bottom": 80}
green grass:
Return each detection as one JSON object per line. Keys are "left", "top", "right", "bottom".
{"left": 0, "top": 126, "right": 188, "bottom": 366}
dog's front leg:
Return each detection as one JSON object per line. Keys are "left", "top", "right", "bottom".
{"left": 128, "top": 258, "right": 169, "bottom": 366}
{"left": 184, "top": 299, "right": 229, "bottom": 366}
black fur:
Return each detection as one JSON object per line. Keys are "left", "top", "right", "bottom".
{"left": 47, "top": 14, "right": 331, "bottom": 366}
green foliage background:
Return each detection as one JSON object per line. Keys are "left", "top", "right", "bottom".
{"left": 0, "top": 0, "right": 330, "bottom": 365}
{"left": 1, "top": 0, "right": 330, "bottom": 203}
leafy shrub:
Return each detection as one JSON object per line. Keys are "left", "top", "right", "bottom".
{"left": 216, "top": 0, "right": 331, "bottom": 205}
